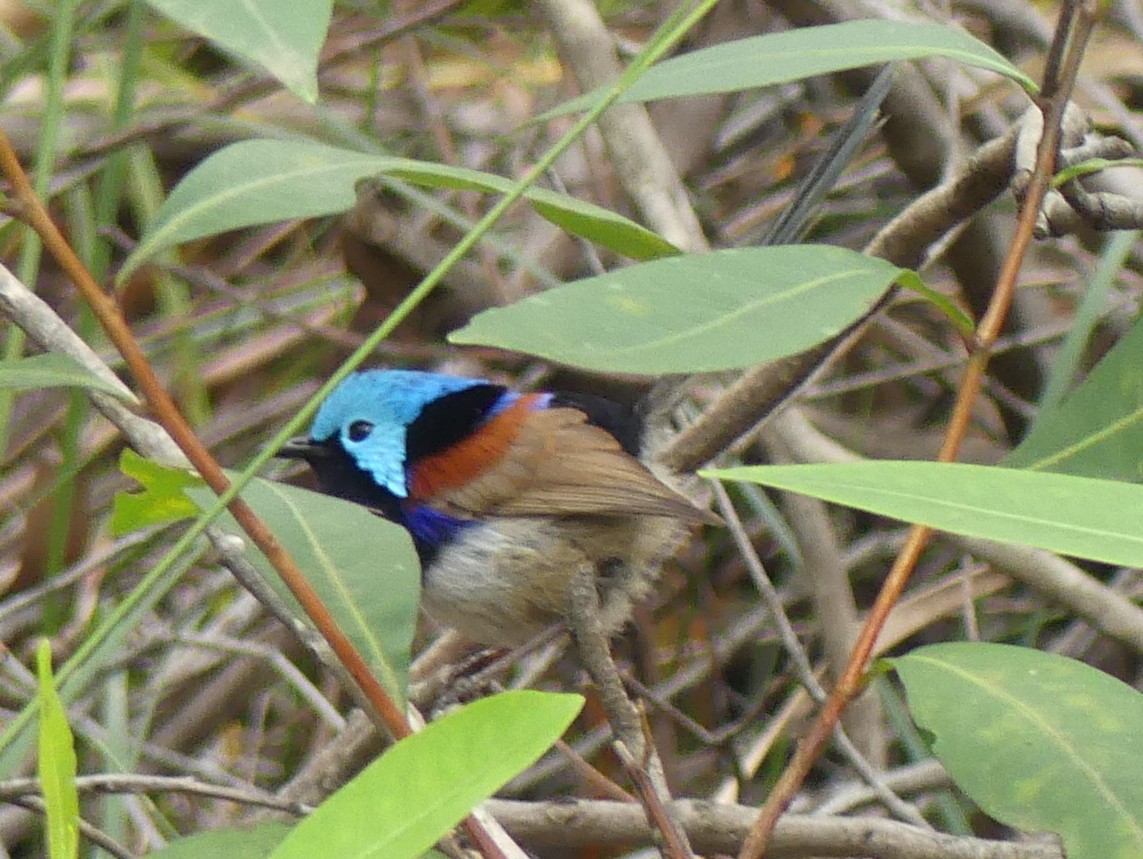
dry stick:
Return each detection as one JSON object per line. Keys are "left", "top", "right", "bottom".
{"left": 0, "top": 774, "right": 311, "bottom": 816}
{"left": 0, "top": 131, "right": 509, "bottom": 859}
{"left": 735, "top": 5, "right": 1100, "bottom": 857}
{"left": 483, "top": 798, "right": 1063, "bottom": 859}
{"left": 6, "top": 796, "right": 133, "bottom": 859}
{"left": 536, "top": 0, "right": 708, "bottom": 253}
{"left": 0, "top": 775, "right": 1064, "bottom": 859}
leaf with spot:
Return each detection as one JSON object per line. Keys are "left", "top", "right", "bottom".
{"left": 111, "top": 449, "right": 206, "bottom": 535}
{"left": 894, "top": 643, "right": 1143, "bottom": 859}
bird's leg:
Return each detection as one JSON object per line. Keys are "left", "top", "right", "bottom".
{"left": 566, "top": 561, "right": 695, "bottom": 859}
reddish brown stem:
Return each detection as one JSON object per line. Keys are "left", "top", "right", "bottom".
{"left": 736, "top": 4, "right": 1101, "bottom": 857}
{"left": 0, "top": 128, "right": 510, "bottom": 859}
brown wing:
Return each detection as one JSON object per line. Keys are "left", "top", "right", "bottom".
{"left": 429, "top": 407, "right": 718, "bottom": 525}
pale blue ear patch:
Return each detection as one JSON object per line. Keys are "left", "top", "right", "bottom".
{"left": 350, "top": 422, "right": 409, "bottom": 498}
{"left": 308, "top": 369, "right": 489, "bottom": 500}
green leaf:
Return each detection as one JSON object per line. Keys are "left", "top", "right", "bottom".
{"left": 112, "top": 450, "right": 419, "bottom": 702}
{"left": 120, "top": 139, "right": 675, "bottom": 281}
{"left": 270, "top": 691, "right": 583, "bottom": 859}
{"left": 144, "top": 0, "right": 332, "bottom": 102}
{"left": 373, "top": 165, "right": 677, "bottom": 261}
{"left": 894, "top": 643, "right": 1143, "bottom": 859}
{"left": 36, "top": 641, "right": 79, "bottom": 859}
{"left": 704, "top": 461, "right": 1143, "bottom": 568}
{"left": 0, "top": 354, "right": 131, "bottom": 399}
{"left": 192, "top": 478, "right": 420, "bottom": 705}
{"left": 111, "top": 449, "right": 206, "bottom": 535}
{"left": 450, "top": 246, "right": 904, "bottom": 374}
{"left": 897, "top": 271, "right": 975, "bottom": 338}
{"left": 1006, "top": 312, "right": 1143, "bottom": 480}
{"left": 1052, "top": 157, "right": 1143, "bottom": 186}
{"left": 144, "top": 823, "right": 292, "bottom": 858}
{"left": 542, "top": 20, "right": 1035, "bottom": 119}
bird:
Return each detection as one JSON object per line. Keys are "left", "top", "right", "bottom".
{"left": 276, "top": 369, "right": 718, "bottom": 647}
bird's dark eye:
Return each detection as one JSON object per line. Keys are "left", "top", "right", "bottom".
{"left": 347, "top": 420, "right": 374, "bottom": 442}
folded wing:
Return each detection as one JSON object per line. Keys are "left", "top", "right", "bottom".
{"left": 415, "top": 405, "right": 718, "bottom": 525}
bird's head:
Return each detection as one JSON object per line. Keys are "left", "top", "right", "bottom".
{"left": 276, "top": 369, "right": 510, "bottom": 510}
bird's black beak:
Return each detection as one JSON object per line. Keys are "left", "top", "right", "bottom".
{"left": 275, "top": 436, "right": 330, "bottom": 462}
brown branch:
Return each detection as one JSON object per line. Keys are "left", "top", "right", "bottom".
{"left": 482, "top": 798, "right": 1063, "bottom": 859}
{"left": 1, "top": 776, "right": 1065, "bottom": 858}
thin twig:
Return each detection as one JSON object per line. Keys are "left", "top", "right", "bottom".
{"left": 6, "top": 795, "right": 134, "bottom": 859}
{"left": 711, "top": 483, "right": 929, "bottom": 829}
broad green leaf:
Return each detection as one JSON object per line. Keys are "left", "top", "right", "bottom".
{"left": 145, "top": 823, "right": 292, "bottom": 859}
{"left": 191, "top": 478, "right": 420, "bottom": 704}
{"left": 450, "top": 246, "right": 904, "bottom": 374}
{"left": 894, "top": 643, "right": 1143, "bottom": 859}
{"left": 542, "top": 20, "right": 1035, "bottom": 119}
{"left": 36, "top": 641, "right": 79, "bottom": 859}
{"left": 270, "top": 691, "right": 583, "bottom": 859}
{"left": 145, "top": 0, "right": 332, "bottom": 102}
{"left": 113, "top": 449, "right": 419, "bottom": 702}
{"left": 120, "top": 139, "right": 675, "bottom": 280}
{"left": 0, "top": 354, "right": 131, "bottom": 399}
{"left": 705, "top": 461, "right": 1143, "bottom": 568}
{"left": 1007, "top": 311, "right": 1143, "bottom": 480}
{"left": 111, "top": 449, "right": 205, "bottom": 535}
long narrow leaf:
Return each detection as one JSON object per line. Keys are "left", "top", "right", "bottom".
{"left": 541, "top": 19, "right": 1035, "bottom": 119}
{"left": 120, "top": 139, "right": 676, "bottom": 281}
{"left": 36, "top": 641, "right": 79, "bottom": 859}
{"left": 0, "top": 354, "right": 131, "bottom": 399}
{"left": 706, "top": 461, "right": 1143, "bottom": 567}
{"left": 451, "top": 246, "right": 905, "bottom": 374}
